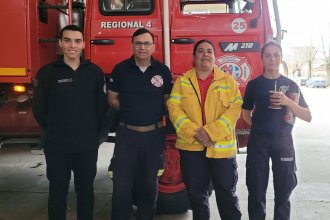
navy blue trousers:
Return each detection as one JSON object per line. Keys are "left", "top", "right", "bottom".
{"left": 111, "top": 126, "right": 165, "bottom": 220}
{"left": 44, "top": 148, "right": 98, "bottom": 220}
{"left": 246, "top": 133, "right": 297, "bottom": 220}
{"left": 179, "top": 150, "right": 241, "bottom": 220}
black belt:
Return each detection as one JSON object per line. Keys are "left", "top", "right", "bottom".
{"left": 119, "top": 121, "right": 163, "bottom": 132}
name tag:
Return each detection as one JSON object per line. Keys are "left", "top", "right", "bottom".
{"left": 58, "top": 78, "right": 73, "bottom": 84}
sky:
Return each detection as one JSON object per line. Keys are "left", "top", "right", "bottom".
{"left": 277, "top": 0, "right": 330, "bottom": 50}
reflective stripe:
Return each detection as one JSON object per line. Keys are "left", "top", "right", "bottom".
{"left": 217, "top": 115, "right": 232, "bottom": 134}
{"left": 180, "top": 78, "right": 192, "bottom": 88}
{"left": 0, "top": 68, "right": 26, "bottom": 76}
{"left": 214, "top": 139, "right": 237, "bottom": 150}
{"left": 158, "top": 169, "right": 164, "bottom": 176}
{"left": 174, "top": 115, "right": 189, "bottom": 132}
{"left": 231, "top": 95, "right": 243, "bottom": 104}
{"left": 168, "top": 93, "right": 182, "bottom": 103}
{"left": 213, "top": 84, "right": 230, "bottom": 92}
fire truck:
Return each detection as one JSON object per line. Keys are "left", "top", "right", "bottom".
{"left": 0, "top": 0, "right": 283, "bottom": 214}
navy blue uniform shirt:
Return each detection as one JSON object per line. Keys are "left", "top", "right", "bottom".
{"left": 242, "top": 75, "right": 308, "bottom": 135}
{"left": 108, "top": 56, "right": 172, "bottom": 126}
{"left": 32, "top": 57, "right": 107, "bottom": 152}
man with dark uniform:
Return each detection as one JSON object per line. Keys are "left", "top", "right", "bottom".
{"left": 32, "top": 25, "right": 107, "bottom": 220}
{"left": 107, "top": 28, "right": 172, "bottom": 220}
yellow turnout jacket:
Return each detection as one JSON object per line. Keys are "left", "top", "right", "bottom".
{"left": 167, "top": 67, "right": 242, "bottom": 158}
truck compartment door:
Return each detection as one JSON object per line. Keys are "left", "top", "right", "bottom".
{"left": 0, "top": 1, "right": 28, "bottom": 78}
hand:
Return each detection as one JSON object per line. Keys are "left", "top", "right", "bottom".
{"left": 270, "top": 91, "right": 291, "bottom": 106}
{"left": 194, "top": 128, "right": 213, "bottom": 147}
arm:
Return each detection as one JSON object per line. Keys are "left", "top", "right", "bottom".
{"left": 167, "top": 77, "right": 200, "bottom": 144}
{"left": 241, "top": 81, "right": 254, "bottom": 127}
{"left": 96, "top": 69, "right": 108, "bottom": 122}
{"left": 271, "top": 92, "right": 312, "bottom": 122}
{"left": 242, "top": 109, "right": 252, "bottom": 126}
{"left": 32, "top": 70, "right": 48, "bottom": 130}
{"left": 285, "top": 97, "right": 311, "bottom": 122}
{"left": 163, "top": 94, "right": 169, "bottom": 110}
{"left": 107, "top": 90, "right": 120, "bottom": 110}
{"left": 163, "top": 65, "right": 173, "bottom": 110}
{"left": 107, "top": 65, "right": 121, "bottom": 110}
{"left": 203, "top": 76, "right": 243, "bottom": 141}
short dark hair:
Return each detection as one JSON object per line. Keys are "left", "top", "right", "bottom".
{"left": 132, "top": 28, "right": 154, "bottom": 43}
{"left": 193, "top": 39, "right": 215, "bottom": 56}
{"left": 261, "top": 41, "right": 282, "bottom": 58}
{"left": 59, "top": 25, "right": 84, "bottom": 40}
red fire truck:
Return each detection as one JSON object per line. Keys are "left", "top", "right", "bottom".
{"left": 0, "top": 0, "right": 283, "bottom": 214}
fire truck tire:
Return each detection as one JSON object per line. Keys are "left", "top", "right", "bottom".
{"left": 156, "top": 190, "right": 190, "bottom": 214}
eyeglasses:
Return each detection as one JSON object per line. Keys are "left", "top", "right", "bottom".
{"left": 133, "top": 41, "right": 154, "bottom": 47}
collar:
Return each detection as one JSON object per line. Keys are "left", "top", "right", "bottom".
{"left": 197, "top": 71, "right": 214, "bottom": 82}
{"left": 54, "top": 56, "right": 90, "bottom": 67}
{"left": 128, "top": 55, "right": 157, "bottom": 68}
{"left": 261, "top": 74, "right": 283, "bottom": 81}
{"left": 185, "top": 66, "right": 228, "bottom": 81}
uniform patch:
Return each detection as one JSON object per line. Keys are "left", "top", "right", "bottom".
{"left": 279, "top": 85, "right": 289, "bottom": 94}
{"left": 280, "top": 157, "right": 294, "bottom": 162}
{"left": 58, "top": 78, "right": 73, "bottom": 84}
{"left": 151, "top": 75, "right": 163, "bottom": 87}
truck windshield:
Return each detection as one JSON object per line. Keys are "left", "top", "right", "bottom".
{"left": 181, "top": 0, "right": 255, "bottom": 14}
{"left": 101, "top": 0, "right": 152, "bottom": 12}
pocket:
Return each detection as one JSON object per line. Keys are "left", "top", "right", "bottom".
{"left": 219, "top": 91, "right": 230, "bottom": 108}
{"left": 54, "top": 79, "right": 74, "bottom": 94}
{"left": 181, "top": 87, "right": 195, "bottom": 99}
{"left": 181, "top": 88, "right": 196, "bottom": 109}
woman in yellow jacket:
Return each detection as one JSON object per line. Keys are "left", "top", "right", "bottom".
{"left": 168, "top": 39, "right": 242, "bottom": 220}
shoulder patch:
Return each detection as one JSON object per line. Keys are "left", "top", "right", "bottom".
{"left": 33, "top": 79, "right": 38, "bottom": 87}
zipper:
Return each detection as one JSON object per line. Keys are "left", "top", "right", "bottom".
{"left": 188, "top": 78, "right": 216, "bottom": 126}
{"left": 188, "top": 78, "right": 204, "bottom": 125}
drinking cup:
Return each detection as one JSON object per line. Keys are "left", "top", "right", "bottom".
{"left": 268, "top": 91, "right": 282, "bottom": 109}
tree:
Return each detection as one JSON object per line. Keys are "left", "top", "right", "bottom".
{"left": 320, "top": 26, "right": 330, "bottom": 85}
{"left": 286, "top": 46, "right": 318, "bottom": 78}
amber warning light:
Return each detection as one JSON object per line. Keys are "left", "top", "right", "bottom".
{"left": 13, "top": 85, "right": 26, "bottom": 93}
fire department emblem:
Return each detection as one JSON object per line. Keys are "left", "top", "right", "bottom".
{"left": 151, "top": 75, "right": 163, "bottom": 87}
{"left": 215, "top": 55, "right": 252, "bottom": 87}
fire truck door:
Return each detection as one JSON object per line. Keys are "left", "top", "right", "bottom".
{"left": 170, "top": 0, "right": 265, "bottom": 84}
{"left": 0, "top": 1, "right": 28, "bottom": 77}
{"left": 88, "top": 0, "right": 164, "bottom": 74}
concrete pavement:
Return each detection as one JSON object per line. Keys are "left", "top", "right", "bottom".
{"left": 0, "top": 139, "right": 329, "bottom": 220}
{"left": 0, "top": 87, "right": 329, "bottom": 220}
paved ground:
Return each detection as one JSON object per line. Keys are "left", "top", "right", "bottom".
{"left": 0, "top": 87, "right": 329, "bottom": 220}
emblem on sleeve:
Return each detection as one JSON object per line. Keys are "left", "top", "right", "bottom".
{"left": 151, "top": 75, "right": 163, "bottom": 87}
{"left": 33, "top": 79, "right": 38, "bottom": 87}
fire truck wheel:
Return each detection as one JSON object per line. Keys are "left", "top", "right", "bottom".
{"left": 156, "top": 190, "right": 190, "bottom": 214}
